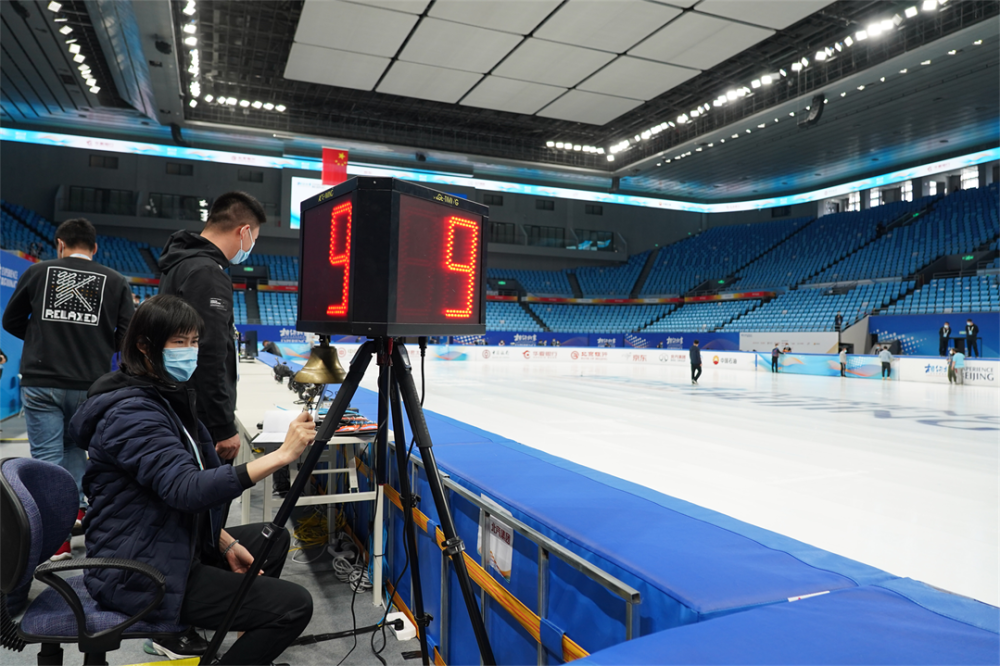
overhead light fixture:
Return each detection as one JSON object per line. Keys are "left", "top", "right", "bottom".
{"left": 800, "top": 57, "right": 809, "bottom": 67}
{"left": 974, "top": 39, "right": 983, "bottom": 45}
{"left": 59, "top": 25, "right": 72, "bottom": 35}
{"left": 899, "top": 68, "right": 908, "bottom": 73}
{"left": 89, "top": 86, "right": 100, "bottom": 94}
{"left": 47, "top": 1, "right": 62, "bottom": 11}
{"left": 789, "top": 111, "right": 795, "bottom": 116}
{"left": 791, "top": 62, "right": 802, "bottom": 72}
{"left": 757, "top": 123, "right": 765, "bottom": 129}
{"left": 252, "top": 101, "right": 263, "bottom": 109}
{"left": 880, "top": 76, "right": 885, "bottom": 82}
{"left": 275, "top": 104, "right": 286, "bottom": 112}
{"left": 880, "top": 19, "right": 895, "bottom": 32}
{"left": 815, "top": 51, "right": 827, "bottom": 61}
{"left": 53, "top": 17, "right": 67, "bottom": 22}
{"left": 726, "top": 90, "right": 738, "bottom": 101}
{"left": 204, "top": 94, "right": 214, "bottom": 103}
{"left": 189, "top": 99, "right": 198, "bottom": 108}
{"left": 183, "top": 1, "right": 197, "bottom": 15}
{"left": 606, "top": 155, "right": 614, "bottom": 162}
{"left": 732, "top": 133, "right": 739, "bottom": 139}
{"left": 892, "top": 14, "right": 903, "bottom": 26}
{"left": 226, "top": 97, "right": 237, "bottom": 105}
{"left": 751, "top": 79, "right": 761, "bottom": 88}
{"left": 546, "top": 141, "right": 555, "bottom": 147}
{"left": 947, "top": 49, "right": 956, "bottom": 55}
{"left": 190, "top": 82, "right": 201, "bottom": 97}
{"left": 841, "top": 92, "right": 847, "bottom": 97}
{"left": 184, "top": 24, "right": 197, "bottom": 35}
{"left": 69, "top": 43, "right": 80, "bottom": 54}
{"left": 667, "top": 121, "right": 675, "bottom": 128}
{"left": 597, "top": 148, "right": 605, "bottom": 155}
{"left": 921, "top": 0, "right": 937, "bottom": 10}
{"left": 779, "top": 68, "right": 788, "bottom": 77}
{"left": 745, "top": 129, "right": 751, "bottom": 134}
{"left": 184, "top": 36, "right": 197, "bottom": 46}
{"left": 761, "top": 74, "right": 773, "bottom": 85}
{"left": 857, "top": 85, "right": 866, "bottom": 90}
{"left": 695, "top": 147, "right": 702, "bottom": 152}
{"left": 263, "top": 102, "right": 275, "bottom": 110}
{"left": 905, "top": 6, "right": 919, "bottom": 17}
{"left": 677, "top": 114, "right": 688, "bottom": 124}
{"left": 86, "top": 78, "right": 96, "bottom": 86}
{"left": 921, "top": 59, "right": 932, "bottom": 65}
{"left": 573, "top": 144, "right": 581, "bottom": 151}
{"left": 855, "top": 30, "right": 868, "bottom": 41}
{"left": 239, "top": 99, "right": 250, "bottom": 107}
{"left": 867, "top": 23, "right": 883, "bottom": 37}
{"left": 844, "top": 36, "right": 854, "bottom": 47}
{"left": 73, "top": 53, "right": 85, "bottom": 63}
{"left": 834, "top": 42, "right": 843, "bottom": 52}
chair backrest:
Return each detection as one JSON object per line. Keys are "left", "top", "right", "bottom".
{"left": 0, "top": 458, "right": 78, "bottom": 594}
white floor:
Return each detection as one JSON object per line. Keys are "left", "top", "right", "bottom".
{"left": 353, "top": 359, "right": 999, "bottom": 607}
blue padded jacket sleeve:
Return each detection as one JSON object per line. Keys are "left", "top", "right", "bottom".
{"left": 96, "top": 397, "right": 245, "bottom": 513}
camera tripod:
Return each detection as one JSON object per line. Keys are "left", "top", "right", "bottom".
{"left": 201, "top": 338, "right": 495, "bottom": 666}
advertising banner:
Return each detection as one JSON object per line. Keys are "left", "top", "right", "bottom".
{"left": 1, "top": 251, "right": 34, "bottom": 419}
{"left": 623, "top": 332, "right": 740, "bottom": 350}
{"left": 740, "top": 332, "right": 839, "bottom": 354}
{"left": 869, "top": 313, "right": 999, "bottom": 358}
{"left": 754, "top": 352, "right": 885, "bottom": 379}
{"left": 896, "top": 357, "right": 998, "bottom": 387}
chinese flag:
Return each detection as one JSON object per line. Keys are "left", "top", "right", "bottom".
{"left": 322, "top": 148, "right": 349, "bottom": 185}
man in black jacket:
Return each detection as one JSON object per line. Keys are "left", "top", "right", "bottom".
{"left": 2, "top": 218, "right": 134, "bottom": 560}
{"left": 158, "top": 192, "right": 265, "bottom": 461}
{"left": 964, "top": 318, "right": 980, "bottom": 358}
{"left": 689, "top": 339, "right": 702, "bottom": 385}
{"left": 939, "top": 321, "right": 951, "bottom": 356}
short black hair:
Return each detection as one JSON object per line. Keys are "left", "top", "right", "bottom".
{"left": 205, "top": 191, "right": 266, "bottom": 231}
{"left": 55, "top": 218, "right": 97, "bottom": 251}
{"left": 119, "top": 294, "right": 204, "bottom": 385}
{"left": 693, "top": 339, "right": 699, "bottom": 344}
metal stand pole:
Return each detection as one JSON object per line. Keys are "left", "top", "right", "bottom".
{"left": 200, "top": 341, "right": 376, "bottom": 664}
{"left": 387, "top": 354, "right": 431, "bottom": 665}
{"left": 391, "top": 343, "right": 497, "bottom": 665}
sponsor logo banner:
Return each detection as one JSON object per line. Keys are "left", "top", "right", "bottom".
{"left": 740, "top": 332, "right": 839, "bottom": 354}
{"left": 755, "top": 352, "right": 884, "bottom": 379}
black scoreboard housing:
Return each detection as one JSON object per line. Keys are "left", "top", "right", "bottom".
{"left": 296, "top": 177, "right": 489, "bottom": 337}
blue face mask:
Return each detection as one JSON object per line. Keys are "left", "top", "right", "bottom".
{"left": 163, "top": 347, "right": 199, "bottom": 382}
{"left": 230, "top": 226, "right": 255, "bottom": 265}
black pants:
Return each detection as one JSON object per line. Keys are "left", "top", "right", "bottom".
{"left": 882, "top": 362, "right": 891, "bottom": 378}
{"left": 771, "top": 357, "right": 779, "bottom": 372}
{"left": 691, "top": 364, "right": 702, "bottom": 382}
{"left": 180, "top": 523, "right": 313, "bottom": 665}
{"left": 939, "top": 338, "right": 949, "bottom": 356}
{"left": 967, "top": 338, "right": 980, "bottom": 358}
{"left": 840, "top": 363, "right": 846, "bottom": 377}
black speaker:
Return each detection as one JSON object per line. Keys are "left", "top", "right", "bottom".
{"left": 242, "top": 330, "right": 258, "bottom": 358}
{"left": 797, "top": 94, "right": 826, "bottom": 128}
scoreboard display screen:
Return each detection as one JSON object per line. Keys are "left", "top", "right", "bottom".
{"left": 298, "top": 178, "right": 487, "bottom": 336}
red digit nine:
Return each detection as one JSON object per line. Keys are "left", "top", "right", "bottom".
{"left": 326, "top": 201, "right": 352, "bottom": 316}
{"left": 443, "top": 216, "right": 479, "bottom": 319}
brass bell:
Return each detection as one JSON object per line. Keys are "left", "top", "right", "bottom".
{"left": 294, "top": 335, "right": 348, "bottom": 384}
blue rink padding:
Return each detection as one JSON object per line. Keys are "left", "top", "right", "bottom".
{"left": 255, "top": 353, "right": 997, "bottom": 663}
{"left": 575, "top": 579, "right": 1000, "bottom": 665}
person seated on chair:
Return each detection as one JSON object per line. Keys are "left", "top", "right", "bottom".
{"left": 69, "top": 295, "right": 316, "bottom": 666}
{"left": 261, "top": 339, "right": 282, "bottom": 357}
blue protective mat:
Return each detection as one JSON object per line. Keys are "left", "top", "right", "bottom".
{"left": 575, "top": 582, "right": 1000, "bottom": 665}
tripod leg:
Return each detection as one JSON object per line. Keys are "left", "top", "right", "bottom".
{"left": 201, "top": 341, "right": 377, "bottom": 665}
{"left": 391, "top": 344, "right": 496, "bottom": 666}
{"left": 389, "top": 372, "right": 431, "bottom": 666}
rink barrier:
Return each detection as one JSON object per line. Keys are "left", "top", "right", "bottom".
{"left": 372, "top": 457, "right": 635, "bottom": 663}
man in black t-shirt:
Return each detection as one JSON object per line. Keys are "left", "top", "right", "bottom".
{"left": 3, "top": 218, "right": 134, "bottom": 560}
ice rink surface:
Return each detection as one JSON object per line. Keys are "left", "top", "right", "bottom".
{"left": 359, "top": 359, "right": 999, "bottom": 607}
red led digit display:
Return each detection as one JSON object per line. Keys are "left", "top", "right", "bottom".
{"left": 443, "top": 216, "right": 480, "bottom": 318}
{"left": 300, "top": 193, "right": 353, "bottom": 323}
{"left": 326, "top": 201, "right": 352, "bottom": 316}
{"left": 395, "top": 195, "right": 483, "bottom": 325}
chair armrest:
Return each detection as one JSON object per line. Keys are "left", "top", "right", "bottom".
{"left": 31, "top": 557, "right": 169, "bottom": 654}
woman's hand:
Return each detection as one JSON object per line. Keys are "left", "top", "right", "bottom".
{"left": 278, "top": 411, "right": 316, "bottom": 465}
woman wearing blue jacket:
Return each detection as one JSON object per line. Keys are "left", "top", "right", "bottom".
{"left": 70, "top": 295, "right": 316, "bottom": 665}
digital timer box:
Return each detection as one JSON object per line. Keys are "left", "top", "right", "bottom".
{"left": 297, "top": 177, "right": 489, "bottom": 337}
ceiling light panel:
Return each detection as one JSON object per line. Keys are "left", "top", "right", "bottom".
{"left": 284, "top": 44, "right": 390, "bottom": 91}
{"left": 429, "top": 0, "right": 561, "bottom": 35}
{"left": 577, "top": 56, "right": 699, "bottom": 101}
{"left": 293, "top": 0, "right": 418, "bottom": 58}
{"left": 376, "top": 61, "right": 483, "bottom": 103}
{"left": 630, "top": 12, "right": 774, "bottom": 70}
{"left": 534, "top": 0, "right": 682, "bottom": 53}
{"left": 340, "top": 0, "right": 430, "bottom": 13}
{"left": 398, "top": 18, "right": 523, "bottom": 73}
{"left": 460, "top": 76, "right": 567, "bottom": 115}
{"left": 536, "top": 89, "right": 643, "bottom": 125}
{"left": 696, "top": 0, "right": 837, "bottom": 30}
{"left": 492, "top": 38, "right": 616, "bottom": 88}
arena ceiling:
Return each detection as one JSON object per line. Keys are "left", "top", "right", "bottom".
{"left": 1, "top": 0, "right": 998, "bottom": 203}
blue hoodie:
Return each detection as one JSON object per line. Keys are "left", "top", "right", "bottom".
{"left": 69, "top": 371, "right": 253, "bottom": 623}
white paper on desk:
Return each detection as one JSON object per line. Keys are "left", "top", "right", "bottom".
{"left": 256, "top": 410, "right": 297, "bottom": 444}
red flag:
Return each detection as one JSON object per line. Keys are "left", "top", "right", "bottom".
{"left": 322, "top": 148, "right": 349, "bottom": 185}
